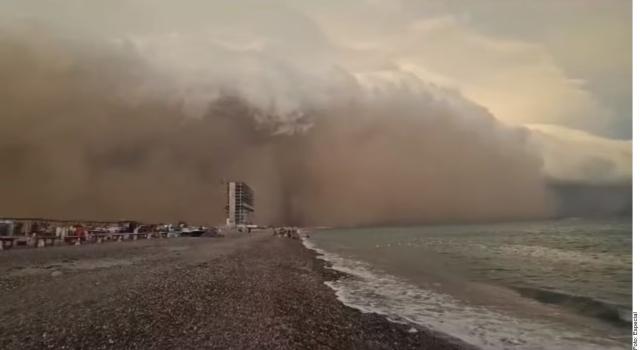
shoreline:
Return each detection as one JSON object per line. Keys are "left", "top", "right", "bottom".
{"left": 300, "top": 229, "right": 629, "bottom": 350}
{"left": 0, "top": 233, "right": 470, "bottom": 350}
{"left": 299, "top": 236, "right": 476, "bottom": 350}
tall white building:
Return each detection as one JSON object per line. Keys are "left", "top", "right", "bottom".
{"left": 226, "top": 182, "right": 254, "bottom": 226}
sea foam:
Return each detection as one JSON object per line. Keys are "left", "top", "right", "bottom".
{"left": 301, "top": 236, "right": 626, "bottom": 350}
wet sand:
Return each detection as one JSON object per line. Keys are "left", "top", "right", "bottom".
{"left": 0, "top": 234, "right": 469, "bottom": 349}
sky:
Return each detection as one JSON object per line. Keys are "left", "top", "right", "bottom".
{"left": 1, "top": 0, "right": 631, "bottom": 135}
{"left": 404, "top": 0, "right": 631, "bottom": 138}
{"left": 0, "top": 0, "right": 632, "bottom": 225}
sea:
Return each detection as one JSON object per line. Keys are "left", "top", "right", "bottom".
{"left": 303, "top": 218, "right": 632, "bottom": 350}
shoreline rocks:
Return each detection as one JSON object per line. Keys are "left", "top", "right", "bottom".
{"left": 0, "top": 234, "right": 469, "bottom": 349}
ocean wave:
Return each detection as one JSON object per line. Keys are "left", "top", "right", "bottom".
{"left": 301, "top": 237, "right": 626, "bottom": 350}
{"left": 513, "top": 286, "right": 631, "bottom": 325}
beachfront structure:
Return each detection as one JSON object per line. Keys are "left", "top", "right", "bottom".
{"left": 225, "top": 182, "right": 255, "bottom": 226}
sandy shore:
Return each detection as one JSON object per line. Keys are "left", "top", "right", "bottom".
{"left": 0, "top": 234, "right": 469, "bottom": 349}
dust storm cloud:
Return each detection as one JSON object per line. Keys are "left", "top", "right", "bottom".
{"left": 0, "top": 29, "right": 555, "bottom": 226}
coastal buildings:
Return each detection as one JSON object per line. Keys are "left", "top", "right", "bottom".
{"left": 225, "top": 182, "right": 254, "bottom": 226}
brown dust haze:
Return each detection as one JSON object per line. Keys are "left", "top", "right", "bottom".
{"left": 0, "top": 29, "right": 556, "bottom": 226}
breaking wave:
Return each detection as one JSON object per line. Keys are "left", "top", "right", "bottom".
{"left": 513, "top": 287, "right": 632, "bottom": 326}
{"left": 302, "top": 236, "right": 626, "bottom": 350}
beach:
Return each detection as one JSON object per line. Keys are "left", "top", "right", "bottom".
{"left": 0, "top": 233, "right": 467, "bottom": 350}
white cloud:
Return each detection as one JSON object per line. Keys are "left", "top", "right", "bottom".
{"left": 0, "top": 0, "right": 631, "bottom": 185}
{"left": 527, "top": 124, "right": 632, "bottom": 184}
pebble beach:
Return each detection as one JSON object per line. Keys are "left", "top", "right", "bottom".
{"left": 0, "top": 233, "right": 469, "bottom": 350}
